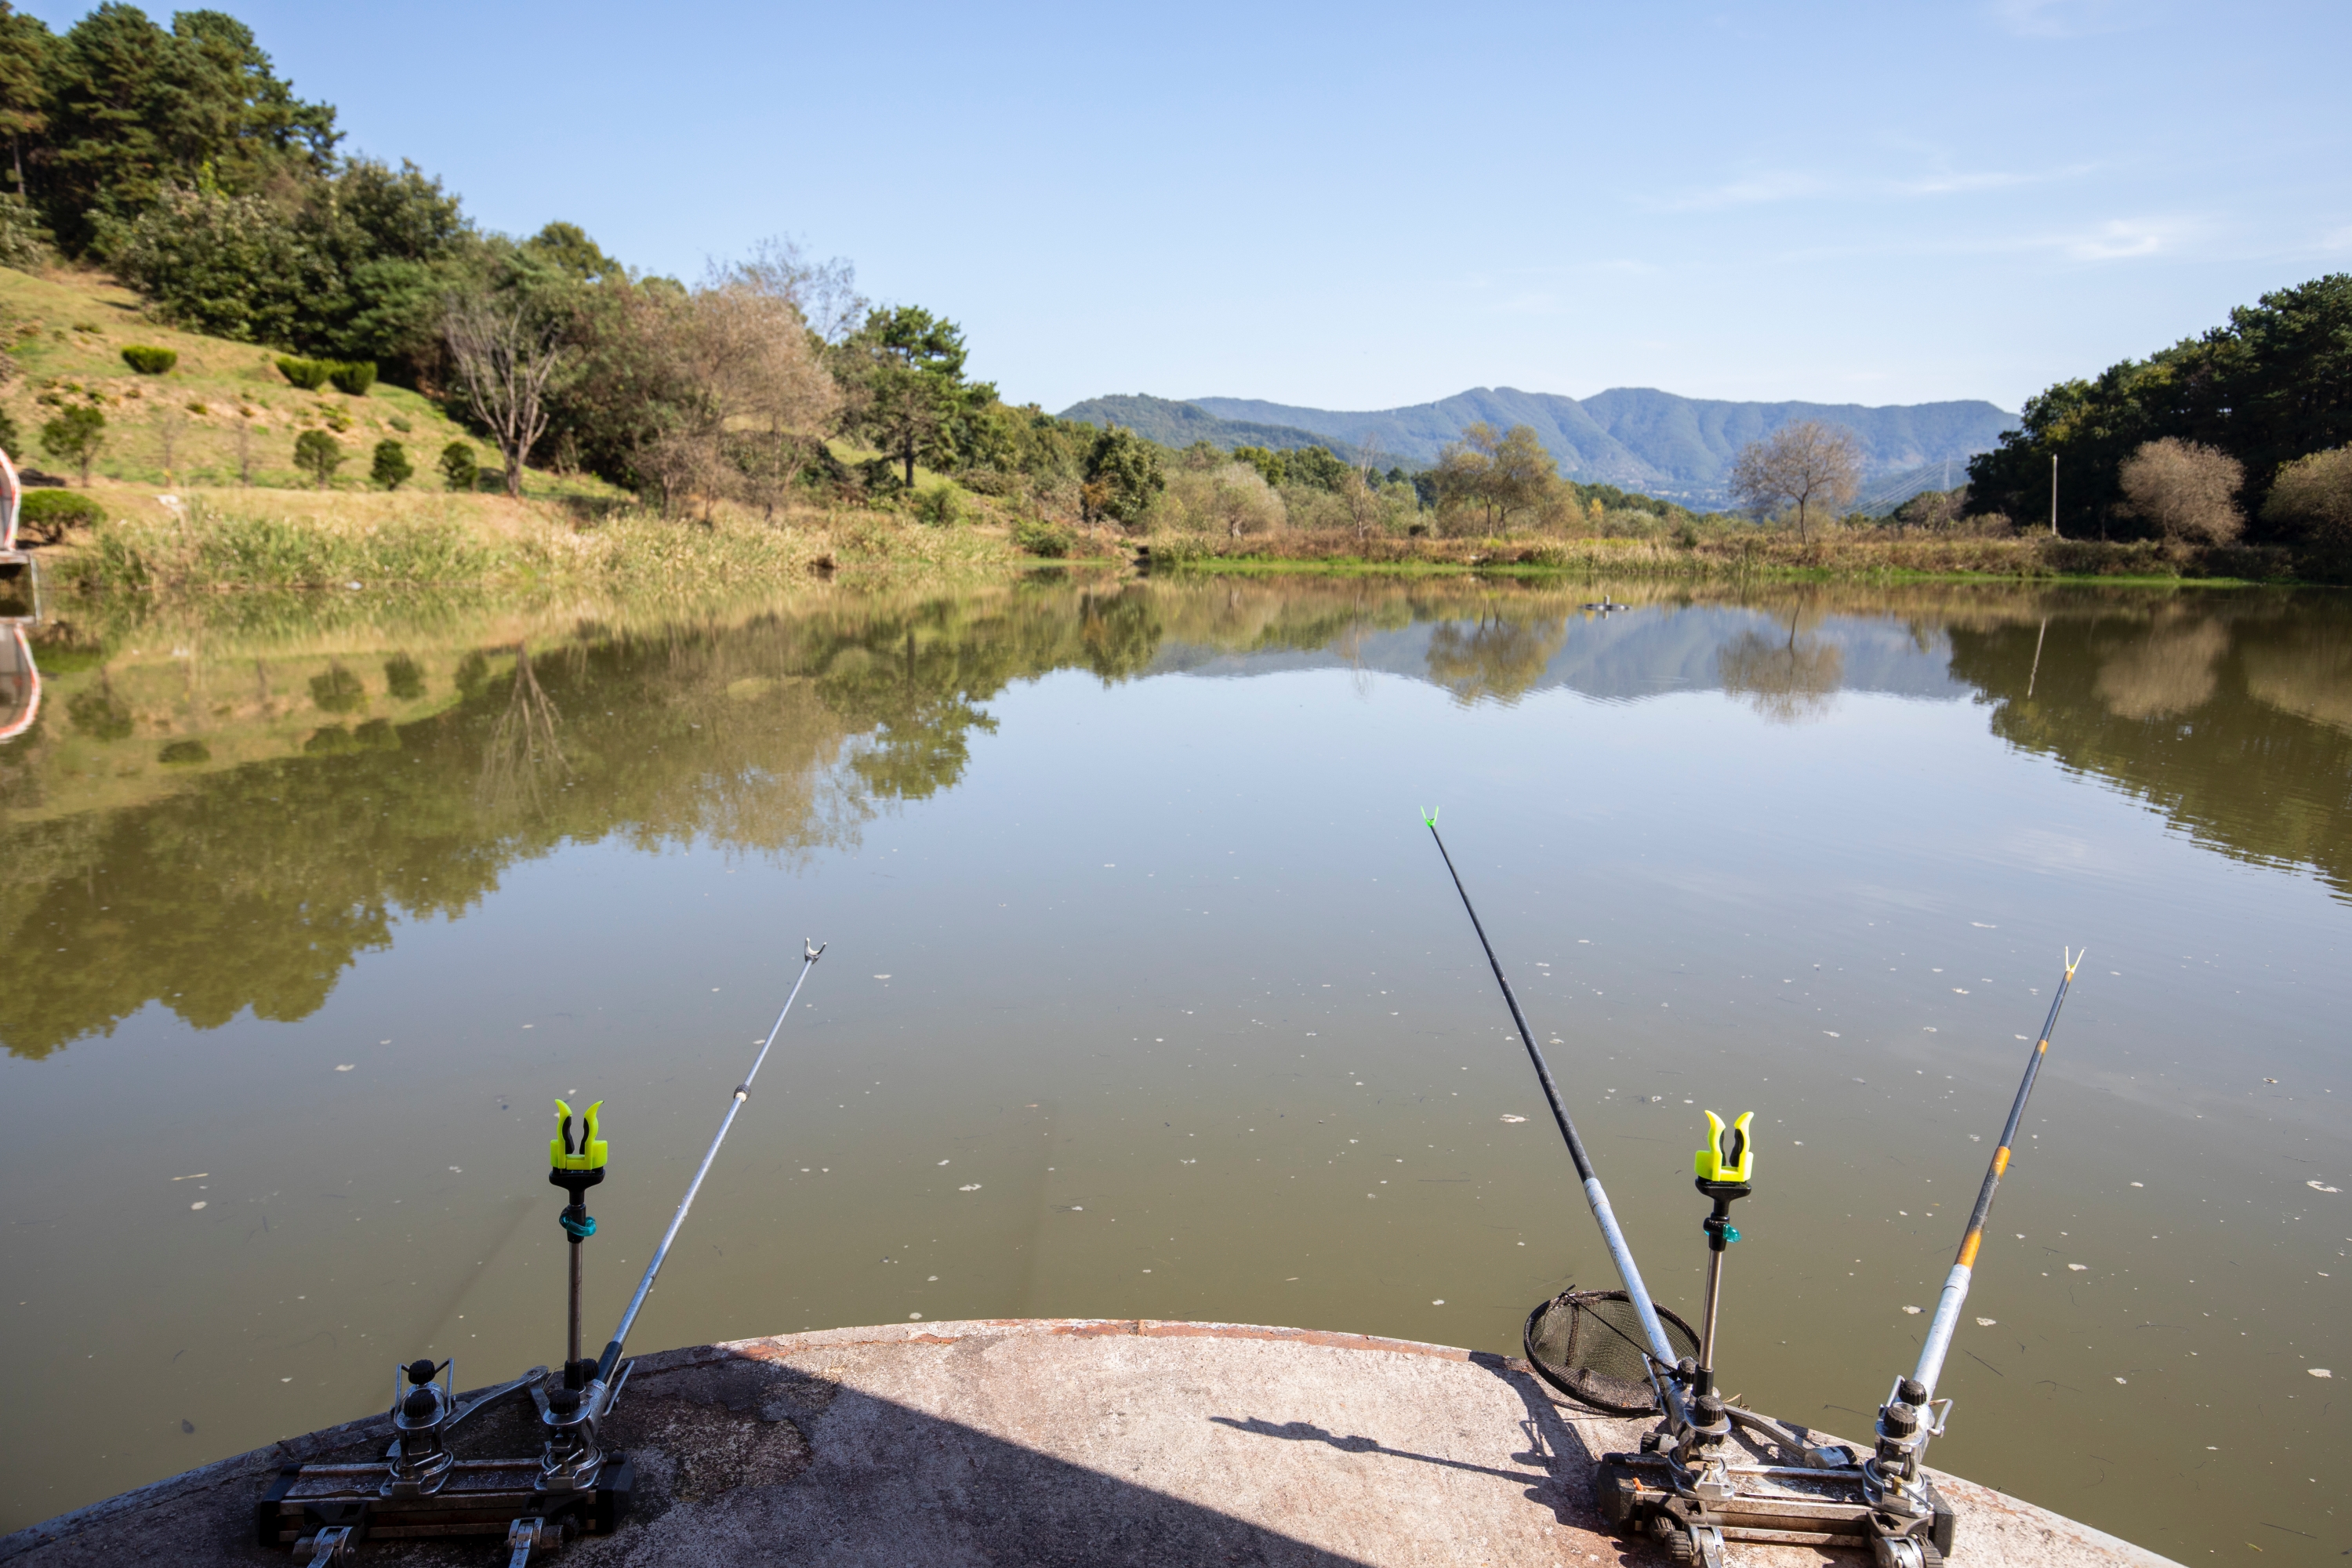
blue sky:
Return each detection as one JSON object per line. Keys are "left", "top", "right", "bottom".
{"left": 29, "top": 0, "right": 2351, "bottom": 414}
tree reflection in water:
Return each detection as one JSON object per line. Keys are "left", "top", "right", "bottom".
{"left": 3, "top": 579, "right": 2349, "bottom": 1059}
{"left": 1715, "top": 610, "right": 1845, "bottom": 724}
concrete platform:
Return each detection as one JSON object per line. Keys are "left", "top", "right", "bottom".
{"left": 2, "top": 1319, "right": 2178, "bottom": 1567}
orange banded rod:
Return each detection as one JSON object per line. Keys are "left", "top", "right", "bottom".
{"left": 1914, "top": 948, "right": 2082, "bottom": 1399}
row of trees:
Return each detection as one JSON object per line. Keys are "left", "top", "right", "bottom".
{"left": 1967, "top": 274, "right": 2352, "bottom": 546}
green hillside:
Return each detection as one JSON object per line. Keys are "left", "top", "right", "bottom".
{"left": 0, "top": 268, "right": 605, "bottom": 498}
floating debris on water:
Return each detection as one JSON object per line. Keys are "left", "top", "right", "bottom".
{"left": 2068, "top": 1263, "right": 2088, "bottom": 1272}
{"left": 1500, "top": 1114, "right": 1527, "bottom": 1123}
{"left": 1976, "top": 1317, "right": 1997, "bottom": 1327}
{"left": 1902, "top": 1305, "right": 1922, "bottom": 1315}
{"left": 2310, "top": 1368, "right": 2332, "bottom": 1378}
{"left": 190, "top": 1202, "right": 206, "bottom": 1210}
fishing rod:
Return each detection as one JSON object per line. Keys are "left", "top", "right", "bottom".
{"left": 597, "top": 937, "right": 827, "bottom": 1381}
{"left": 1862, "top": 947, "right": 2083, "bottom": 1566}
{"left": 1422, "top": 811, "right": 1677, "bottom": 1368}
{"left": 264, "top": 942, "right": 833, "bottom": 1565}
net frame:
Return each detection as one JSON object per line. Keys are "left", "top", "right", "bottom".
{"left": 1522, "top": 1288, "right": 1702, "bottom": 1417}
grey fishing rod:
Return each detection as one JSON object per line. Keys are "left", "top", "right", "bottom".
{"left": 1423, "top": 812, "right": 1677, "bottom": 1367}
{"left": 1909, "top": 947, "right": 2082, "bottom": 1403}
{"left": 593, "top": 938, "right": 827, "bottom": 1383}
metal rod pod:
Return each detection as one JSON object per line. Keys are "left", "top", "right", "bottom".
{"left": 595, "top": 940, "right": 827, "bottom": 1381}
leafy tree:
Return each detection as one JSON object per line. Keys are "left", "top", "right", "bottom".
{"left": 40, "top": 402, "right": 103, "bottom": 485}
{"left": 368, "top": 437, "right": 410, "bottom": 490}
{"left": 0, "top": 5, "right": 53, "bottom": 203}
{"left": 1231, "top": 445, "right": 1287, "bottom": 486}
{"left": 42, "top": 5, "right": 337, "bottom": 252}
{"left": 438, "top": 440, "right": 477, "bottom": 492}
{"left": 111, "top": 158, "right": 468, "bottom": 372}
{"left": 839, "top": 305, "right": 993, "bottom": 487}
{"left": 525, "top": 220, "right": 621, "bottom": 283}
{"left": 1081, "top": 425, "right": 1164, "bottom": 528}
{"left": 1432, "top": 422, "right": 1557, "bottom": 533}
{"left": 1283, "top": 445, "right": 1348, "bottom": 490}
{"left": 1728, "top": 419, "right": 1860, "bottom": 543}
{"left": 292, "top": 427, "right": 342, "bottom": 488}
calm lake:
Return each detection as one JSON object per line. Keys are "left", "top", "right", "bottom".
{"left": 2, "top": 572, "right": 2347, "bottom": 1561}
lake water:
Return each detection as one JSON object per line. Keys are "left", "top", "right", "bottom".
{"left": 2, "top": 573, "right": 2347, "bottom": 1561}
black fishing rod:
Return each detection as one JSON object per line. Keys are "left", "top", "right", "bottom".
{"left": 1422, "top": 811, "right": 1677, "bottom": 1367}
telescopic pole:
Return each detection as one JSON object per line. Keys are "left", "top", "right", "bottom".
{"left": 593, "top": 939, "right": 827, "bottom": 1382}
{"left": 1912, "top": 949, "right": 2082, "bottom": 1401}
{"left": 1423, "top": 814, "right": 1677, "bottom": 1367}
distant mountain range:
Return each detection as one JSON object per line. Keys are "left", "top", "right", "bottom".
{"left": 1058, "top": 388, "right": 2016, "bottom": 510}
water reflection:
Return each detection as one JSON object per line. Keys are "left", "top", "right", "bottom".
{"left": 1715, "top": 611, "right": 1846, "bottom": 724}
{"left": 4, "top": 579, "right": 2350, "bottom": 1062}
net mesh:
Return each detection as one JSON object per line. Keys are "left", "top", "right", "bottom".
{"left": 1523, "top": 1289, "right": 1701, "bottom": 1416}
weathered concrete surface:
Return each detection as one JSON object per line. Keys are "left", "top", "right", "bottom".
{"left": 3, "top": 1319, "right": 2177, "bottom": 1568}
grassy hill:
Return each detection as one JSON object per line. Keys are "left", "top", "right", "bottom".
{"left": 0, "top": 267, "right": 615, "bottom": 500}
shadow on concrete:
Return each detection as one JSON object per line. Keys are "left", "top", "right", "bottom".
{"left": 6, "top": 1348, "right": 1384, "bottom": 1568}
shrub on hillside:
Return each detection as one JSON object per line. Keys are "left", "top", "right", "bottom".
{"left": 0, "top": 198, "right": 53, "bottom": 270}
{"left": 913, "top": 483, "right": 966, "bottom": 528}
{"left": 328, "top": 361, "right": 376, "bottom": 397}
{"left": 371, "top": 439, "right": 412, "bottom": 490}
{"left": 18, "top": 488, "right": 105, "bottom": 543}
{"left": 120, "top": 345, "right": 177, "bottom": 375}
{"left": 276, "top": 357, "right": 333, "bottom": 390}
{"left": 438, "top": 441, "right": 477, "bottom": 492}
{"left": 1013, "top": 517, "right": 1075, "bottom": 557}
{"left": 293, "top": 429, "right": 345, "bottom": 488}
{"left": 2262, "top": 446, "right": 2352, "bottom": 547}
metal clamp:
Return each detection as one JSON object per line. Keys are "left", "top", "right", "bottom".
{"left": 293, "top": 1526, "right": 356, "bottom": 1566}
{"left": 506, "top": 1516, "right": 557, "bottom": 1567}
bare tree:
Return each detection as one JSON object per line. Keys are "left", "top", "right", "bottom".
{"left": 2118, "top": 438, "right": 2244, "bottom": 544}
{"left": 233, "top": 410, "right": 252, "bottom": 486}
{"left": 735, "top": 236, "right": 868, "bottom": 345}
{"left": 1729, "top": 420, "right": 1862, "bottom": 543}
{"left": 1342, "top": 436, "right": 1395, "bottom": 544}
{"left": 444, "top": 295, "right": 572, "bottom": 499}
{"left": 153, "top": 401, "right": 182, "bottom": 485}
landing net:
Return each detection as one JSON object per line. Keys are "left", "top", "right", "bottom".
{"left": 1523, "top": 1288, "right": 1700, "bottom": 1417}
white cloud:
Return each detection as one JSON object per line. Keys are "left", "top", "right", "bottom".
{"left": 2061, "top": 217, "right": 2187, "bottom": 260}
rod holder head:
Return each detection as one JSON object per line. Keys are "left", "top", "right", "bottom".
{"left": 1693, "top": 1109, "right": 1753, "bottom": 1183}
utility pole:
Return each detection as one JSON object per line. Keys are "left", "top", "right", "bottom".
{"left": 2049, "top": 453, "right": 2060, "bottom": 538}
